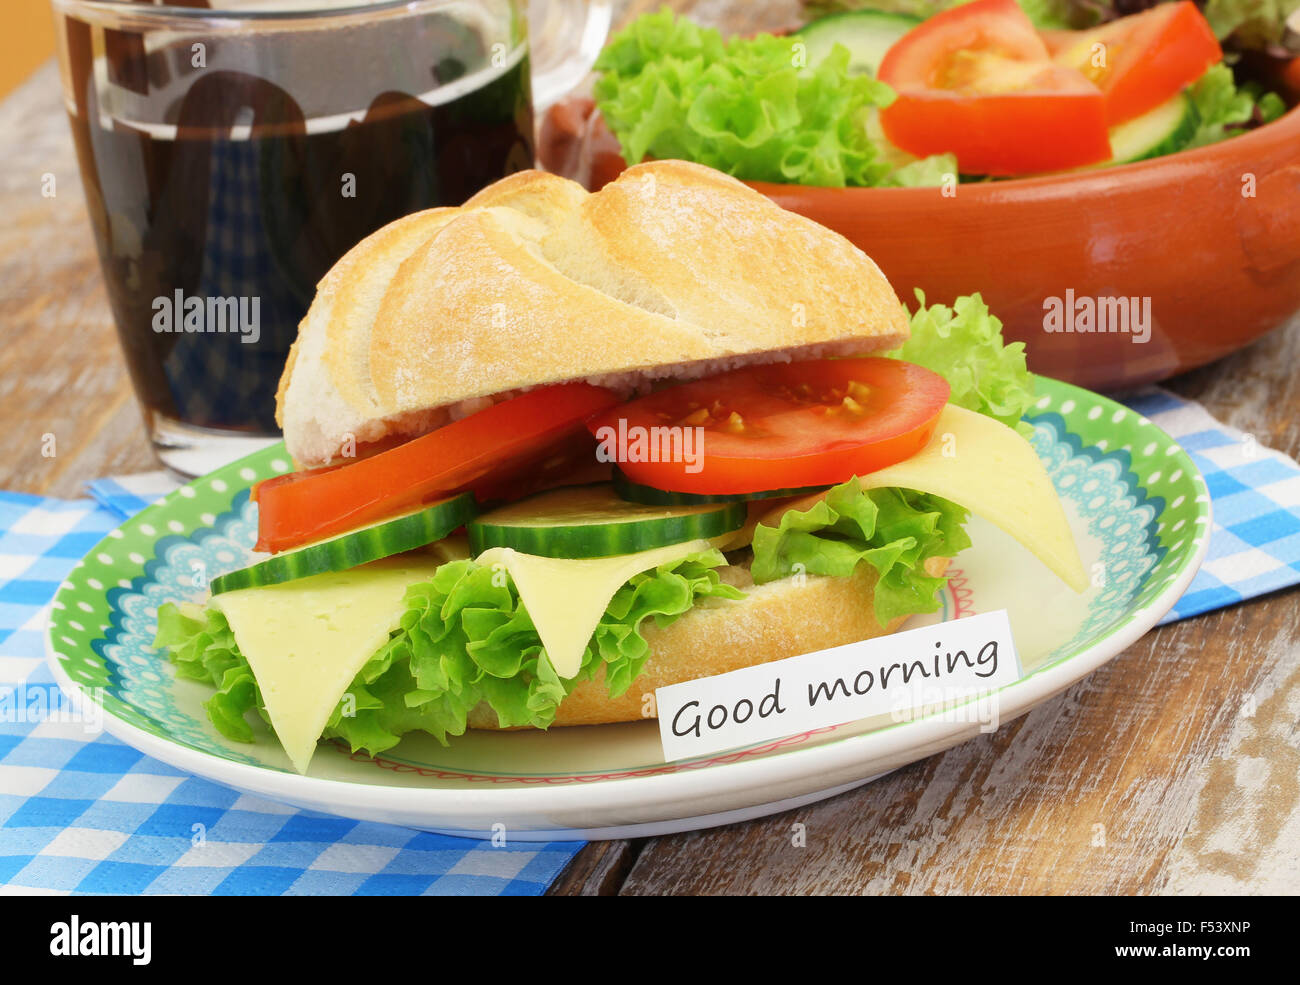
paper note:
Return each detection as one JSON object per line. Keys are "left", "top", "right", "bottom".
{"left": 656, "top": 610, "right": 1023, "bottom": 761}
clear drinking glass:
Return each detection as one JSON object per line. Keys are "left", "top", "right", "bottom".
{"left": 50, "top": 0, "right": 610, "bottom": 477}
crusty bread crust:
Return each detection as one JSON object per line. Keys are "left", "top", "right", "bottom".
{"left": 466, "top": 556, "right": 950, "bottom": 729}
{"left": 278, "top": 160, "right": 909, "bottom": 467}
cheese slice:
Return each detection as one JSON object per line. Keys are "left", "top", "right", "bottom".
{"left": 423, "top": 533, "right": 471, "bottom": 563}
{"left": 761, "top": 404, "right": 1088, "bottom": 593}
{"left": 211, "top": 557, "right": 440, "bottom": 774}
{"left": 475, "top": 538, "right": 717, "bottom": 679}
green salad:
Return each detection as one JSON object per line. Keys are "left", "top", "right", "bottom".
{"left": 593, "top": 3, "right": 1289, "bottom": 186}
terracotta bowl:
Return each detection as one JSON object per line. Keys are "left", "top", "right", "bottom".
{"left": 541, "top": 99, "right": 1300, "bottom": 391}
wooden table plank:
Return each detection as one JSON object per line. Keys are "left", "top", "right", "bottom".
{"left": 0, "top": 61, "right": 156, "bottom": 498}
{"left": 619, "top": 587, "right": 1300, "bottom": 894}
{"left": 545, "top": 839, "right": 645, "bottom": 896}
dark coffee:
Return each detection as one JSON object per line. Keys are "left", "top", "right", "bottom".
{"left": 62, "top": 9, "right": 534, "bottom": 433}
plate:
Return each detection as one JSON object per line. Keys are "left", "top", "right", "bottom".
{"left": 46, "top": 377, "right": 1210, "bottom": 840}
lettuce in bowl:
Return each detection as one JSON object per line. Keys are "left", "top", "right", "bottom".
{"left": 593, "top": 8, "right": 953, "bottom": 187}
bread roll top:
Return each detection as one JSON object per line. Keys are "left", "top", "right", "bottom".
{"left": 277, "top": 160, "right": 909, "bottom": 468}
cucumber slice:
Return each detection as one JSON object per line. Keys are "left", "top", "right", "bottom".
{"left": 612, "top": 468, "right": 827, "bottom": 506}
{"left": 468, "top": 484, "right": 746, "bottom": 559}
{"left": 796, "top": 10, "right": 921, "bottom": 76}
{"left": 1105, "top": 92, "right": 1199, "bottom": 165}
{"left": 211, "top": 492, "right": 477, "bottom": 595}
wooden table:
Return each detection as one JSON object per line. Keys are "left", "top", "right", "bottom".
{"left": 4, "top": 0, "right": 1298, "bottom": 895}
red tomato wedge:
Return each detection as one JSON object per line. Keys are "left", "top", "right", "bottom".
{"left": 1048, "top": 2, "right": 1221, "bottom": 125}
{"left": 255, "top": 382, "right": 619, "bottom": 553}
{"left": 587, "top": 358, "right": 950, "bottom": 495}
{"left": 878, "top": 0, "right": 1111, "bottom": 175}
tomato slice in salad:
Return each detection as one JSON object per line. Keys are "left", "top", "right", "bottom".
{"left": 255, "top": 382, "right": 620, "bottom": 553}
{"left": 1047, "top": 2, "right": 1221, "bottom": 125}
{"left": 877, "top": 0, "right": 1111, "bottom": 175}
{"left": 587, "top": 358, "right": 950, "bottom": 495}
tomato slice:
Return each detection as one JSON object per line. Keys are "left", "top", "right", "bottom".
{"left": 878, "top": 0, "right": 1111, "bottom": 175}
{"left": 255, "top": 383, "right": 620, "bottom": 553}
{"left": 587, "top": 358, "right": 950, "bottom": 495}
{"left": 1048, "top": 2, "right": 1221, "bottom": 125}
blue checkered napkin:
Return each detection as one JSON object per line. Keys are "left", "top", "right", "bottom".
{"left": 85, "top": 473, "right": 177, "bottom": 522}
{"left": 0, "top": 492, "right": 582, "bottom": 895}
{"left": 1121, "top": 388, "right": 1300, "bottom": 624}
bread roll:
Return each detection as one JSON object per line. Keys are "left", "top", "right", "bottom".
{"left": 277, "top": 160, "right": 909, "bottom": 468}
{"left": 466, "top": 556, "right": 950, "bottom": 728}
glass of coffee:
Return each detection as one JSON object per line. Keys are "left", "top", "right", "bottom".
{"left": 50, "top": 0, "right": 610, "bottom": 477}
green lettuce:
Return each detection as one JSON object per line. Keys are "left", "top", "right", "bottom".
{"left": 886, "top": 290, "right": 1037, "bottom": 438}
{"left": 802, "top": 0, "right": 1082, "bottom": 29}
{"left": 881, "top": 150, "right": 960, "bottom": 187}
{"left": 155, "top": 550, "right": 741, "bottom": 755}
{"left": 155, "top": 602, "right": 266, "bottom": 743}
{"left": 594, "top": 9, "right": 906, "bottom": 187}
{"left": 1203, "top": 0, "right": 1300, "bottom": 48}
{"left": 1009, "top": 0, "right": 1076, "bottom": 29}
{"left": 1185, "top": 63, "right": 1287, "bottom": 150}
{"left": 752, "top": 482, "right": 971, "bottom": 624}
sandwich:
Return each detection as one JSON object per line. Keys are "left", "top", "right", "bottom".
{"left": 154, "top": 160, "right": 1086, "bottom": 774}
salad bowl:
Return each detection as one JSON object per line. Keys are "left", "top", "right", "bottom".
{"left": 751, "top": 103, "right": 1300, "bottom": 392}
{"left": 544, "top": 97, "right": 1300, "bottom": 392}
{"left": 540, "top": 0, "right": 1300, "bottom": 394}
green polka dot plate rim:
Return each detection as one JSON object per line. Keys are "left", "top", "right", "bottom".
{"left": 46, "top": 450, "right": 295, "bottom": 765}
{"left": 43, "top": 376, "right": 1210, "bottom": 839}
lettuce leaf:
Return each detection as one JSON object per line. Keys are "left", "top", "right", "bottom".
{"left": 155, "top": 602, "right": 267, "bottom": 743}
{"left": 1198, "top": 0, "right": 1300, "bottom": 47}
{"left": 154, "top": 550, "right": 742, "bottom": 755}
{"left": 885, "top": 290, "right": 1037, "bottom": 438}
{"left": 881, "top": 150, "right": 960, "bottom": 187}
{"left": 593, "top": 9, "right": 902, "bottom": 187}
{"left": 1185, "top": 63, "right": 1287, "bottom": 150}
{"left": 751, "top": 481, "right": 971, "bottom": 624}
{"left": 1009, "top": 0, "right": 1076, "bottom": 29}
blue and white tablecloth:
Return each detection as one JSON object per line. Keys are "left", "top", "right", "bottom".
{"left": 1122, "top": 388, "right": 1300, "bottom": 623}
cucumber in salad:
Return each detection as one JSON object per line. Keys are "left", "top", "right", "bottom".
{"left": 1103, "top": 91, "right": 1199, "bottom": 165}
{"left": 468, "top": 484, "right": 746, "bottom": 559}
{"left": 210, "top": 493, "right": 477, "bottom": 595}
{"left": 796, "top": 10, "right": 921, "bottom": 76}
